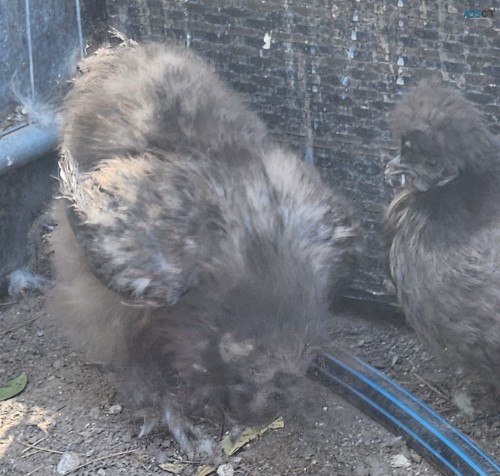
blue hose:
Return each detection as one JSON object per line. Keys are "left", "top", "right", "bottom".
{"left": 0, "top": 122, "right": 58, "bottom": 176}
{"left": 311, "top": 345, "right": 500, "bottom": 476}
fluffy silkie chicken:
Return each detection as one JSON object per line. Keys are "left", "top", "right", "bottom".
{"left": 51, "top": 43, "right": 361, "bottom": 456}
{"left": 385, "top": 78, "right": 500, "bottom": 395}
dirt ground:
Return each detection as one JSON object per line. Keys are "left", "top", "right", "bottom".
{"left": 0, "top": 218, "right": 499, "bottom": 476}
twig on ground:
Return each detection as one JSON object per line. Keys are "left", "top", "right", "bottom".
{"left": 165, "top": 457, "right": 204, "bottom": 465}
{"left": 22, "top": 438, "right": 46, "bottom": 458}
{"left": 18, "top": 440, "right": 64, "bottom": 456}
{"left": 65, "top": 449, "right": 137, "bottom": 474}
{"left": 21, "top": 431, "right": 49, "bottom": 458}
{"left": 26, "top": 465, "right": 44, "bottom": 476}
{"left": 412, "top": 371, "right": 450, "bottom": 401}
{"left": 0, "top": 315, "right": 41, "bottom": 336}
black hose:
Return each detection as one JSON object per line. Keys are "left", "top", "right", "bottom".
{"left": 311, "top": 345, "right": 500, "bottom": 476}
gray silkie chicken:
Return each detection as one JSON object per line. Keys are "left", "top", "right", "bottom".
{"left": 385, "top": 78, "right": 500, "bottom": 394}
{"left": 51, "top": 42, "right": 361, "bottom": 456}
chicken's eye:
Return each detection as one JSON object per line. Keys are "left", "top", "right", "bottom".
{"left": 427, "top": 159, "right": 440, "bottom": 169}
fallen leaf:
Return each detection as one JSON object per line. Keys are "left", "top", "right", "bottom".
{"left": 221, "top": 417, "right": 284, "bottom": 456}
{"left": 268, "top": 417, "right": 284, "bottom": 429}
{"left": 0, "top": 372, "right": 28, "bottom": 401}
{"left": 159, "top": 463, "right": 184, "bottom": 474}
{"left": 197, "top": 465, "right": 215, "bottom": 476}
{"left": 132, "top": 453, "right": 149, "bottom": 463}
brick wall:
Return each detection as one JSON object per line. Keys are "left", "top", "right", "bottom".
{"left": 102, "top": 0, "right": 500, "bottom": 305}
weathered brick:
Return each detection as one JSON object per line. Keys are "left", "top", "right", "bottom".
{"left": 464, "top": 92, "right": 495, "bottom": 105}
{"left": 443, "top": 61, "right": 470, "bottom": 73}
{"left": 482, "top": 65, "right": 500, "bottom": 79}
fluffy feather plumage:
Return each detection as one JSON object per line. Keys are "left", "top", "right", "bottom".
{"left": 52, "top": 43, "right": 361, "bottom": 455}
{"left": 385, "top": 78, "right": 500, "bottom": 393}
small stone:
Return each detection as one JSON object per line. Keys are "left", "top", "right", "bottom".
{"left": 57, "top": 452, "right": 82, "bottom": 474}
{"left": 107, "top": 404, "right": 123, "bottom": 414}
{"left": 382, "top": 436, "right": 403, "bottom": 448}
{"left": 36, "top": 330, "right": 44, "bottom": 337}
{"left": 161, "top": 439, "right": 171, "bottom": 448}
{"left": 28, "top": 435, "right": 40, "bottom": 444}
{"left": 81, "top": 429, "right": 93, "bottom": 439}
{"left": 390, "top": 454, "right": 411, "bottom": 469}
{"left": 217, "top": 464, "right": 234, "bottom": 476}
{"left": 372, "top": 361, "right": 387, "bottom": 370}
{"left": 97, "top": 469, "right": 106, "bottom": 476}
{"left": 53, "top": 360, "right": 63, "bottom": 370}
{"left": 121, "top": 431, "right": 133, "bottom": 443}
{"left": 409, "top": 451, "right": 422, "bottom": 463}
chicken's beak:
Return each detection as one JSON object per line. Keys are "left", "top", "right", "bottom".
{"left": 384, "top": 155, "right": 409, "bottom": 187}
